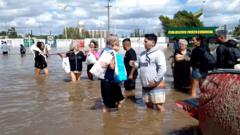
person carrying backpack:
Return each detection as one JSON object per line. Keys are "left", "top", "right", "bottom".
{"left": 216, "top": 32, "right": 230, "bottom": 68}
{"left": 215, "top": 32, "right": 240, "bottom": 69}
{"left": 229, "top": 39, "right": 240, "bottom": 69}
{"left": 217, "top": 39, "right": 240, "bottom": 69}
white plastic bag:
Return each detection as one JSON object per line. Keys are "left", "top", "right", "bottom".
{"left": 90, "top": 50, "right": 113, "bottom": 79}
{"left": 234, "top": 64, "right": 240, "bottom": 70}
{"left": 62, "top": 57, "right": 70, "bottom": 73}
{"left": 86, "top": 52, "right": 97, "bottom": 65}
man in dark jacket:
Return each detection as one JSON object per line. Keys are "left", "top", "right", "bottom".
{"left": 216, "top": 32, "right": 229, "bottom": 68}
{"left": 216, "top": 32, "right": 240, "bottom": 69}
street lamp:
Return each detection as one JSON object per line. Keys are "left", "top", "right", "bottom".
{"left": 58, "top": 4, "right": 69, "bottom": 45}
{"left": 78, "top": 20, "right": 85, "bottom": 38}
{"left": 63, "top": 5, "right": 68, "bottom": 40}
{"left": 105, "top": 0, "right": 112, "bottom": 37}
{"left": 97, "top": 21, "right": 105, "bottom": 49}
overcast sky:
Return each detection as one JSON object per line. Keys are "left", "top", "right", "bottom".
{"left": 0, "top": 0, "right": 239, "bottom": 36}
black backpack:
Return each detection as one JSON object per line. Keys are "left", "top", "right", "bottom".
{"left": 226, "top": 40, "right": 240, "bottom": 67}
{"left": 202, "top": 48, "right": 216, "bottom": 71}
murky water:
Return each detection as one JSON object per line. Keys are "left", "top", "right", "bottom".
{"left": 0, "top": 48, "right": 198, "bottom": 135}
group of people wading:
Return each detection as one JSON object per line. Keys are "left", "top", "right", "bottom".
{"left": 31, "top": 34, "right": 167, "bottom": 112}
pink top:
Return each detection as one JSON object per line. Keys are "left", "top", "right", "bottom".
{"left": 91, "top": 51, "right": 100, "bottom": 60}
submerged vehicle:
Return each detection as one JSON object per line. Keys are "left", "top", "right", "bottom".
{"left": 176, "top": 69, "right": 240, "bottom": 135}
{"left": 199, "top": 69, "right": 240, "bottom": 135}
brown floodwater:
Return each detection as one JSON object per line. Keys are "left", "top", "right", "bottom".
{"left": 0, "top": 48, "right": 198, "bottom": 135}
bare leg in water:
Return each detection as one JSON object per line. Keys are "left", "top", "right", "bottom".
{"left": 146, "top": 102, "right": 154, "bottom": 109}
{"left": 43, "top": 68, "right": 48, "bottom": 75}
{"left": 102, "top": 106, "right": 110, "bottom": 113}
{"left": 35, "top": 68, "right": 41, "bottom": 75}
{"left": 156, "top": 103, "right": 165, "bottom": 112}
{"left": 70, "top": 72, "right": 81, "bottom": 82}
{"left": 190, "top": 79, "right": 199, "bottom": 97}
{"left": 117, "top": 99, "right": 125, "bottom": 109}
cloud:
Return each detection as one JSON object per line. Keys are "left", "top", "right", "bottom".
{"left": 109, "top": 0, "right": 182, "bottom": 34}
{"left": 0, "top": 8, "right": 30, "bottom": 20}
{"left": 186, "top": 0, "right": 240, "bottom": 30}
{"left": 0, "top": 0, "right": 239, "bottom": 35}
{"left": 36, "top": 12, "right": 53, "bottom": 23}
{"left": 0, "top": 0, "right": 6, "bottom": 8}
{"left": 25, "top": 18, "right": 39, "bottom": 27}
{"left": 187, "top": 0, "right": 240, "bottom": 13}
{"left": 202, "top": 14, "right": 240, "bottom": 29}
{"left": 73, "top": 8, "right": 88, "bottom": 17}
{"left": 113, "top": 0, "right": 181, "bottom": 19}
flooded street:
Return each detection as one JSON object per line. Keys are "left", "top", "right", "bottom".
{"left": 0, "top": 48, "right": 198, "bottom": 135}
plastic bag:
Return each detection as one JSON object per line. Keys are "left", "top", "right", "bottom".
{"left": 114, "top": 53, "right": 127, "bottom": 83}
{"left": 86, "top": 52, "right": 97, "bottom": 65}
{"left": 62, "top": 57, "right": 70, "bottom": 73}
{"left": 90, "top": 50, "right": 113, "bottom": 79}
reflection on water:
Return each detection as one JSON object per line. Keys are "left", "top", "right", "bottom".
{"left": 0, "top": 49, "right": 198, "bottom": 135}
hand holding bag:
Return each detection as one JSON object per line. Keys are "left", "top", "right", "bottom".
{"left": 86, "top": 52, "right": 97, "bottom": 65}
{"left": 62, "top": 57, "right": 70, "bottom": 73}
{"left": 90, "top": 50, "right": 113, "bottom": 79}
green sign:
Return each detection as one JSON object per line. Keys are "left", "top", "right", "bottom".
{"left": 23, "top": 38, "right": 34, "bottom": 47}
{"left": 167, "top": 27, "right": 217, "bottom": 38}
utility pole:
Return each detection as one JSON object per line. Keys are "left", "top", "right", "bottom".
{"left": 59, "top": 4, "right": 69, "bottom": 46}
{"left": 105, "top": 0, "right": 112, "bottom": 36}
{"left": 63, "top": 6, "right": 68, "bottom": 40}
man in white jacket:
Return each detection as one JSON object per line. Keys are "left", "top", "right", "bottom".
{"left": 138, "top": 33, "right": 167, "bottom": 112}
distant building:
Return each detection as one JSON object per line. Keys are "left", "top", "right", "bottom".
{"left": 87, "top": 29, "right": 108, "bottom": 38}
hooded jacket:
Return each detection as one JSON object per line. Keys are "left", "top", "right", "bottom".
{"left": 217, "top": 40, "right": 240, "bottom": 68}
{"left": 139, "top": 45, "right": 167, "bottom": 88}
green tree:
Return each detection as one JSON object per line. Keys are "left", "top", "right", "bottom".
{"left": 0, "top": 31, "right": 7, "bottom": 36}
{"left": 159, "top": 10, "right": 204, "bottom": 34}
{"left": 0, "top": 27, "right": 19, "bottom": 38}
{"left": 62, "top": 27, "right": 91, "bottom": 39}
{"left": 233, "top": 21, "right": 240, "bottom": 37}
{"left": 7, "top": 27, "right": 18, "bottom": 38}
{"left": 130, "top": 28, "right": 144, "bottom": 37}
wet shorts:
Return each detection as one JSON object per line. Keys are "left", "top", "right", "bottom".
{"left": 142, "top": 88, "right": 165, "bottom": 104}
{"left": 192, "top": 68, "right": 205, "bottom": 79}
{"left": 124, "top": 79, "right": 136, "bottom": 91}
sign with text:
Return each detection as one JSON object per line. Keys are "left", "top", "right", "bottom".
{"left": 167, "top": 27, "right": 217, "bottom": 38}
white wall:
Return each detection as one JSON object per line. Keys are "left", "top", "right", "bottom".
{"left": 2, "top": 37, "right": 168, "bottom": 50}
{"left": 56, "top": 39, "right": 72, "bottom": 48}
